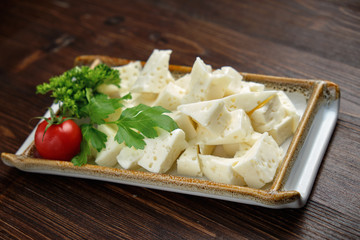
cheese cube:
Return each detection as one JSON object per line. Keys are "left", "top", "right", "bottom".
{"left": 217, "top": 66, "right": 264, "bottom": 96}
{"left": 205, "top": 67, "right": 233, "bottom": 99}
{"left": 268, "top": 116, "right": 294, "bottom": 145}
{"left": 222, "top": 91, "right": 278, "bottom": 112}
{"left": 177, "top": 145, "right": 202, "bottom": 177}
{"left": 232, "top": 132, "right": 283, "bottom": 188}
{"left": 97, "top": 61, "right": 142, "bottom": 98}
{"left": 178, "top": 100, "right": 231, "bottom": 135}
{"left": 223, "top": 132, "right": 263, "bottom": 157}
{"left": 174, "top": 73, "right": 191, "bottom": 91}
{"left": 117, "top": 147, "right": 144, "bottom": 169}
{"left": 217, "top": 66, "right": 243, "bottom": 95}
{"left": 199, "top": 154, "right": 246, "bottom": 186}
{"left": 223, "top": 142, "right": 251, "bottom": 158}
{"left": 153, "top": 82, "right": 186, "bottom": 111}
{"left": 240, "top": 81, "right": 265, "bottom": 93}
{"left": 196, "top": 109, "right": 253, "bottom": 145}
{"left": 138, "top": 129, "right": 187, "bottom": 173}
{"left": 95, "top": 141, "right": 124, "bottom": 167}
{"left": 114, "top": 61, "right": 142, "bottom": 88}
{"left": 95, "top": 125, "right": 124, "bottom": 167}
{"left": 250, "top": 91, "right": 300, "bottom": 145}
{"left": 181, "top": 58, "right": 231, "bottom": 103}
{"left": 277, "top": 91, "right": 300, "bottom": 132}
{"left": 195, "top": 125, "right": 217, "bottom": 144}
{"left": 131, "top": 49, "right": 174, "bottom": 93}
{"left": 166, "top": 111, "right": 197, "bottom": 141}
{"left": 113, "top": 61, "right": 142, "bottom": 95}
{"left": 220, "top": 109, "right": 253, "bottom": 143}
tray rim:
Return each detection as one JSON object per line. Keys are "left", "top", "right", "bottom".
{"left": 1, "top": 55, "right": 340, "bottom": 208}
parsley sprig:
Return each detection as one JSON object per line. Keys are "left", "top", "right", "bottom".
{"left": 36, "top": 64, "right": 178, "bottom": 166}
{"left": 37, "top": 64, "right": 121, "bottom": 118}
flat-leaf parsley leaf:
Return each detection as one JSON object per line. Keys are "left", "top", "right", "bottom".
{"left": 112, "top": 104, "right": 178, "bottom": 149}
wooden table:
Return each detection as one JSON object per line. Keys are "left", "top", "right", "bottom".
{"left": 1, "top": 0, "right": 359, "bottom": 239}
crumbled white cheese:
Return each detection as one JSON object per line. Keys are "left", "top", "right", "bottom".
{"left": 96, "top": 52, "right": 300, "bottom": 189}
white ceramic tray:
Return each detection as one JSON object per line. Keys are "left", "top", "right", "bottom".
{"left": 1, "top": 56, "right": 340, "bottom": 208}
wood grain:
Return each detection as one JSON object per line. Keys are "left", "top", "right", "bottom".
{"left": 0, "top": 0, "right": 359, "bottom": 239}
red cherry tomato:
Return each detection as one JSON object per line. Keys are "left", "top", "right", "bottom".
{"left": 34, "top": 119, "right": 82, "bottom": 161}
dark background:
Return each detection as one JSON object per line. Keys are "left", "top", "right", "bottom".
{"left": 1, "top": 0, "right": 359, "bottom": 239}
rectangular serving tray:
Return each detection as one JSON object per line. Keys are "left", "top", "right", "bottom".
{"left": 1, "top": 55, "right": 340, "bottom": 208}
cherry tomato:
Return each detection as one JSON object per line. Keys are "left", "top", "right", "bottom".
{"left": 34, "top": 119, "right": 82, "bottom": 161}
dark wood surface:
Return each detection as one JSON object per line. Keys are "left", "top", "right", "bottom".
{"left": 1, "top": 0, "right": 359, "bottom": 239}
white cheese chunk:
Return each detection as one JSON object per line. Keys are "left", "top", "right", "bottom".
{"left": 166, "top": 111, "right": 197, "bottom": 141}
{"left": 95, "top": 141, "right": 124, "bottom": 167}
{"left": 205, "top": 67, "right": 233, "bottom": 99}
{"left": 113, "top": 61, "right": 142, "bottom": 95}
{"left": 250, "top": 91, "right": 300, "bottom": 145}
{"left": 222, "top": 91, "right": 278, "bottom": 112}
{"left": 217, "top": 66, "right": 243, "bottom": 95}
{"left": 131, "top": 49, "right": 174, "bottom": 93}
{"left": 241, "top": 81, "right": 265, "bottom": 93}
{"left": 223, "top": 132, "right": 263, "bottom": 157}
{"left": 180, "top": 89, "right": 278, "bottom": 119}
{"left": 195, "top": 109, "right": 254, "bottom": 145}
{"left": 218, "top": 67, "right": 264, "bottom": 96}
{"left": 97, "top": 61, "right": 142, "bottom": 98}
{"left": 174, "top": 73, "right": 191, "bottom": 91}
{"left": 268, "top": 116, "right": 294, "bottom": 145}
{"left": 138, "top": 129, "right": 187, "bottom": 173}
{"left": 181, "top": 58, "right": 231, "bottom": 103}
{"left": 195, "top": 125, "right": 217, "bottom": 144}
{"left": 277, "top": 91, "right": 300, "bottom": 132}
{"left": 177, "top": 145, "right": 202, "bottom": 177}
{"left": 223, "top": 142, "right": 251, "bottom": 158}
{"left": 117, "top": 147, "right": 144, "bottom": 169}
{"left": 232, "top": 132, "right": 283, "bottom": 188}
{"left": 178, "top": 100, "right": 231, "bottom": 135}
{"left": 199, "top": 154, "right": 245, "bottom": 186}
{"left": 153, "top": 82, "right": 186, "bottom": 111}
{"left": 222, "top": 109, "right": 254, "bottom": 141}
{"left": 95, "top": 125, "right": 124, "bottom": 167}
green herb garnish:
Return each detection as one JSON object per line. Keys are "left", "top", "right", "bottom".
{"left": 36, "top": 64, "right": 178, "bottom": 166}
{"left": 36, "top": 64, "right": 121, "bottom": 118}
